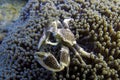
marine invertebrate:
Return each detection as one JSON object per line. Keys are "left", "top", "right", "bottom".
{"left": 35, "top": 18, "right": 97, "bottom": 72}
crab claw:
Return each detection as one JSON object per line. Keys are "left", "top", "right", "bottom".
{"left": 63, "top": 18, "right": 74, "bottom": 28}
{"left": 34, "top": 52, "right": 65, "bottom": 72}
{"left": 60, "top": 46, "right": 70, "bottom": 67}
{"left": 48, "top": 20, "right": 62, "bottom": 33}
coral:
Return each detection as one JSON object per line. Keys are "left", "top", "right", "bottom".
{"left": 0, "top": 0, "right": 27, "bottom": 29}
{"left": 0, "top": 0, "right": 27, "bottom": 44}
{"left": 0, "top": 0, "right": 120, "bottom": 80}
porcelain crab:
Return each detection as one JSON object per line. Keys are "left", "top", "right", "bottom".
{"left": 34, "top": 18, "right": 96, "bottom": 72}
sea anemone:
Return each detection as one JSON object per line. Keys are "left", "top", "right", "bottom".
{"left": 0, "top": 0, "right": 120, "bottom": 80}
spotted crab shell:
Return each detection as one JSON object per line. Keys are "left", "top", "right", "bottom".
{"left": 58, "top": 29, "right": 76, "bottom": 46}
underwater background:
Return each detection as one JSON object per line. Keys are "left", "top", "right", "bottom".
{"left": 0, "top": 0, "right": 120, "bottom": 80}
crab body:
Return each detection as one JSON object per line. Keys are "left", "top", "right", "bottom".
{"left": 55, "top": 29, "right": 76, "bottom": 46}
{"left": 34, "top": 18, "right": 96, "bottom": 72}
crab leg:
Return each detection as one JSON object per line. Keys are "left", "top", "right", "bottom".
{"left": 72, "top": 47, "right": 86, "bottom": 65}
{"left": 38, "top": 28, "right": 47, "bottom": 49}
{"left": 74, "top": 44, "right": 96, "bottom": 58}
